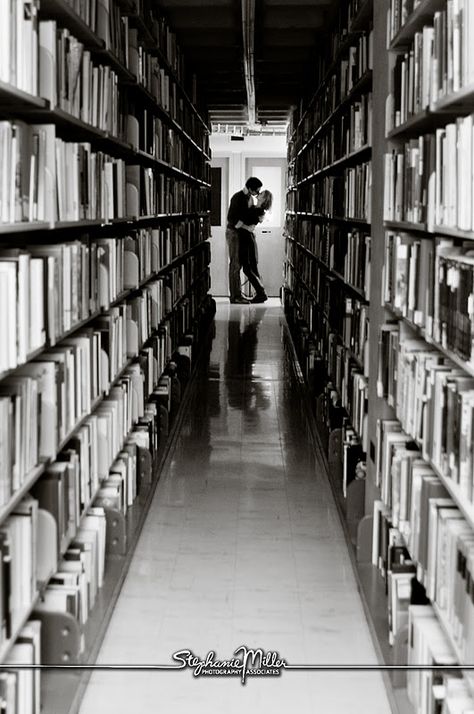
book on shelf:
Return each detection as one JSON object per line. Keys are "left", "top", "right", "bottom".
{"left": 388, "top": 1, "right": 474, "bottom": 108}
{"left": 0, "top": 0, "right": 39, "bottom": 95}
{"left": 2, "top": 619, "right": 41, "bottom": 714}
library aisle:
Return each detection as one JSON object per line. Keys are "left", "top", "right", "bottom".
{"left": 79, "top": 299, "right": 391, "bottom": 714}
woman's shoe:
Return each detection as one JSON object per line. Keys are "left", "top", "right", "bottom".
{"left": 251, "top": 293, "right": 267, "bottom": 303}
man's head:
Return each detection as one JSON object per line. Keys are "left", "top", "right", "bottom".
{"left": 245, "top": 177, "right": 263, "bottom": 197}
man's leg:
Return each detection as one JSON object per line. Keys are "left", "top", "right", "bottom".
{"left": 226, "top": 227, "right": 243, "bottom": 301}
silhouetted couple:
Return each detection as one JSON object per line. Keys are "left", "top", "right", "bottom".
{"left": 226, "top": 176, "right": 273, "bottom": 304}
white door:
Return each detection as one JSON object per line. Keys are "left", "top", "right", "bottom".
{"left": 245, "top": 157, "right": 286, "bottom": 297}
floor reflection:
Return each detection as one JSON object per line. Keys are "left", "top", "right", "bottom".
{"left": 78, "top": 299, "right": 391, "bottom": 714}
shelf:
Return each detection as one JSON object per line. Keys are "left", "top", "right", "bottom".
{"left": 389, "top": 0, "right": 446, "bottom": 50}
{"left": 169, "top": 116, "right": 211, "bottom": 160}
{"left": 38, "top": 310, "right": 213, "bottom": 712}
{"left": 297, "top": 70, "right": 373, "bottom": 157}
{"left": 384, "top": 220, "right": 428, "bottom": 234}
{"left": 387, "top": 88, "right": 474, "bottom": 138}
{"left": 0, "top": 102, "right": 207, "bottom": 189}
{"left": 127, "top": 80, "right": 210, "bottom": 159}
{"left": 296, "top": 144, "right": 372, "bottom": 186}
{"left": 1, "top": 214, "right": 209, "bottom": 234}
{"left": 39, "top": 0, "right": 105, "bottom": 50}
{"left": 51, "top": 217, "right": 135, "bottom": 231}
{"left": 287, "top": 235, "right": 369, "bottom": 303}
{"left": 0, "top": 82, "right": 48, "bottom": 111}
{"left": 157, "top": 55, "right": 209, "bottom": 135}
{"left": 385, "top": 220, "right": 474, "bottom": 241}
{"left": 290, "top": 1, "right": 373, "bottom": 145}
{"left": 350, "top": 0, "right": 374, "bottom": 33}
{"left": 0, "top": 294, "right": 213, "bottom": 677}
{"left": 432, "top": 225, "right": 474, "bottom": 241}
{"left": 387, "top": 109, "right": 452, "bottom": 138}
{"left": 431, "top": 606, "right": 474, "bottom": 698}
{"left": 0, "top": 222, "right": 51, "bottom": 236}
{"left": 156, "top": 239, "right": 209, "bottom": 276}
{"left": 0, "top": 464, "right": 46, "bottom": 527}
{"left": 385, "top": 302, "right": 474, "bottom": 380}
{"left": 0, "top": 593, "right": 41, "bottom": 664}
{"left": 0, "top": 236, "right": 209, "bottom": 383}
{"left": 97, "top": 49, "right": 136, "bottom": 84}
{"left": 434, "top": 83, "right": 474, "bottom": 113}
{"left": 357, "top": 564, "right": 415, "bottom": 714}
{"left": 9, "top": 106, "right": 133, "bottom": 154}
{"left": 287, "top": 211, "right": 371, "bottom": 227}
{"left": 331, "top": 269, "right": 368, "bottom": 301}
{"left": 125, "top": 11, "right": 157, "bottom": 50}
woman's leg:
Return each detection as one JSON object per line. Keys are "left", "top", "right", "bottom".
{"left": 247, "top": 233, "right": 266, "bottom": 298}
{"left": 241, "top": 262, "right": 266, "bottom": 295}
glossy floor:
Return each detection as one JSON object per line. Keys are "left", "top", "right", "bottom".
{"left": 79, "top": 300, "right": 391, "bottom": 714}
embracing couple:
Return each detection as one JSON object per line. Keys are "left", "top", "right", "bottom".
{"left": 226, "top": 176, "right": 273, "bottom": 304}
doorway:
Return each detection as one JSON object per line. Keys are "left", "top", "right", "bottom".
{"left": 245, "top": 157, "right": 286, "bottom": 297}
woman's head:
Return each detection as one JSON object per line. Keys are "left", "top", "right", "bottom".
{"left": 257, "top": 189, "right": 273, "bottom": 211}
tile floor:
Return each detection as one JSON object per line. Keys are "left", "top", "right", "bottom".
{"left": 78, "top": 299, "right": 392, "bottom": 714}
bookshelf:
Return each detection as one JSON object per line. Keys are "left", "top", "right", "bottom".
{"left": 284, "top": 0, "right": 374, "bottom": 513}
{"left": 285, "top": 0, "right": 474, "bottom": 710}
{"left": 0, "top": 0, "right": 214, "bottom": 712}
{"left": 377, "top": 10, "right": 474, "bottom": 704}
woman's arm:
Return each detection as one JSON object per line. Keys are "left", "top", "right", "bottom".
{"left": 239, "top": 223, "right": 257, "bottom": 231}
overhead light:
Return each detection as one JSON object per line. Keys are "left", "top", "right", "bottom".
{"left": 241, "top": 0, "right": 256, "bottom": 127}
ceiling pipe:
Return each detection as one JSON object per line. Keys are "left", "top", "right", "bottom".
{"left": 241, "top": 0, "right": 257, "bottom": 127}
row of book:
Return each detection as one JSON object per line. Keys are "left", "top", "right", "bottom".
{"left": 0, "top": 224, "right": 209, "bottom": 373}
{"left": 0, "top": 121, "right": 209, "bottom": 225}
{"left": 283, "top": 282, "right": 369, "bottom": 456}
{"left": 408, "top": 606, "right": 474, "bottom": 713}
{"left": 0, "top": 619, "right": 41, "bottom": 714}
{"left": 294, "top": 162, "right": 372, "bottom": 221}
{"left": 378, "top": 324, "right": 474, "bottom": 502}
{"left": 383, "top": 233, "right": 474, "bottom": 363}
{"left": 0, "top": 0, "right": 39, "bottom": 95}
{"left": 284, "top": 257, "right": 369, "bottom": 441}
{"left": 0, "top": 248, "right": 210, "bottom": 503}
{"left": 45, "top": 22, "right": 208, "bottom": 167}
{"left": 285, "top": 243, "right": 369, "bottom": 360}
{"left": 388, "top": 0, "right": 424, "bottom": 42}
{"left": 384, "top": 116, "right": 474, "bottom": 231}
{"left": 388, "top": 0, "right": 474, "bottom": 106}
{"left": 373, "top": 418, "right": 474, "bottom": 673}
{"left": 0, "top": 283, "right": 214, "bottom": 712}
{"left": 127, "top": 106, "right": 208, "bottom": 178}
{"left": 297, "top": 32, "right": 373, "bottom": 150}
{"left": 128, "top": 33, "right": 207, "bottom": 151}
{"left": 0, "top": 0, "right": 204, "bottom": 119}
{"left": 297, "top": 94, "right": 372, "bottom": 180}
{"left": 37, "top": 20, "right": 209, "bottom": 157}
{"left": 40, "top": 22, "right": 124, "bottom": 136}
{"left": 0, "top": 349, "right": 162, "bottom": 652}
{"left": 285, "top": 215, "right": 371, "bottom": 298}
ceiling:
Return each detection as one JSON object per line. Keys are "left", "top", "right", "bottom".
{"left": 155, "top": 0, "right": 336, "bottom": 132}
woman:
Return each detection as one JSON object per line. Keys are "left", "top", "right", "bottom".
{"left": 238, "top": 189, "right": 273, "bottom": 304}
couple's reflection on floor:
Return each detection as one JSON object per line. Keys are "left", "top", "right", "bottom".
{"left": 225, "top": 306, "right": 271, "bottom": 415}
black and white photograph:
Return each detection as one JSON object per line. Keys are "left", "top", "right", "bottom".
{"left": 0, "top": 0, "right": 473, "bottom": 711}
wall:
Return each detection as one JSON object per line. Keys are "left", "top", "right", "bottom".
{"left": 209, "top": 133, "right": 287, "bottom": 297}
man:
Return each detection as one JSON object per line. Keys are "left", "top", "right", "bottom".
{"left": 226, "top": 176, "right": 262, "bottom": 304}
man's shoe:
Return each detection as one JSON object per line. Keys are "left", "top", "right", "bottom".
{"left": 230, "top": 296, "right": 251, "bottom": 304}
{"left": 251, "top": 293, "right": 268, "bottom": 304}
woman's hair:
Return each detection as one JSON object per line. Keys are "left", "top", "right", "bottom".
{"left": 257, "top": 189, "right": 273, "bottom": 211}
